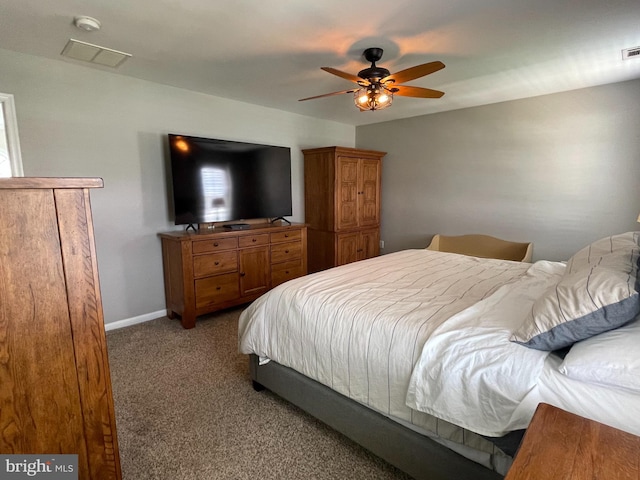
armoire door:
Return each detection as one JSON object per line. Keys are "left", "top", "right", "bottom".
{"left": 336, "top": 156, "right": 359, "bottom": 231}
{"left": 359, "top": 159, "right": 381, "bottom": 227}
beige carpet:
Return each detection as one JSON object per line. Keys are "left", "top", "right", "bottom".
{"left": 106, "top": 307, "right": 413, "bottom": 480}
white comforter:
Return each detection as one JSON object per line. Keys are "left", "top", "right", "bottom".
{"left": 405, "top": 258, "right": 640, "bottom": 437}
{"left": 405, "top": 260, "right": 565, "bottom": 435}
{"left": 239, "top": 249, "right": 535, "bottom": 426}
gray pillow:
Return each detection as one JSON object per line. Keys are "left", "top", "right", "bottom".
{"left": 511, "top": 232, "right": 640, "bottom": 351}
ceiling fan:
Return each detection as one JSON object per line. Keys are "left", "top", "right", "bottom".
{"left": 299, "top": 47, "right": 445, "bottom": 111}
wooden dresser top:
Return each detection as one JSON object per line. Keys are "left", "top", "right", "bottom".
{"left": 158, "top": 222, "right": 306, "bottom": 241}
{"left": 0, "top": 177, "right": 103, "bottom": 189}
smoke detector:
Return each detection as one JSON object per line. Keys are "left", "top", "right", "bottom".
{"left": 74, "top": 16, "right": 101, "bottom": 32}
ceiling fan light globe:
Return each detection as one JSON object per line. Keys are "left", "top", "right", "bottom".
{"left": 375, "top": 92, "right": 393, "bottom": 110}
{"left": 354, "top": 87, "right": 393, "bottom": 111}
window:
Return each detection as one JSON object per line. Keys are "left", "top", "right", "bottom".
{"left": 0, "top": 93, "right": 23, "bottom": 177}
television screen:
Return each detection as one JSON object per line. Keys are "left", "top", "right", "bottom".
{"left": 168, "top": 134, "right": 292, "bottom": 225}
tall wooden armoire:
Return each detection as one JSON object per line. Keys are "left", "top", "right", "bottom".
{"left": 0, "top": 177, "right": 122, "bottom": 479}
{"left": 303, "top": 146, "right": 386, "bottom": 273}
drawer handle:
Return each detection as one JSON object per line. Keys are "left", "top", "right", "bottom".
{"left": 285, "top": 250, "right": 289, "bottom": 254}
{"left": 285, "top": 234, "right": 289, "bottom": 238}
{"left": 214, "top": 261, "right": 220, "bottom": 266}
{"left": 240, "top": 272, "right": 246, "bottom": 277}
{"left": 285, "top": 270, "right": 289, "bottom": 274}
{"left": 213, "top": 242, "right": 219, "bottom": 247}
{"left": 252, "top": 238, "right": 257, "bottom": 242}
{"left": 216, "top": 286, "right": 221, "bottom": 290}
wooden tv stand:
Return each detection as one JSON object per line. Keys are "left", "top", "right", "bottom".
{"left": 159, "top": 222, "right": 307, "bottom": 328}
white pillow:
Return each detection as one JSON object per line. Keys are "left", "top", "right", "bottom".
{"left": 558, "top": 316, "right": 640, "bottom": 393}
{"left": 510, "top": 265, "right": 640, "bottom": 350}
{"left": 511, "top": 231, "right": 640, "bottom": 351}
{"left": 565, "top": 231, "right": 640, "bottom": 273}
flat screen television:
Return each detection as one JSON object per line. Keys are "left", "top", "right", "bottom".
{"left": 168, "top": 134, "right": 292, "bottom": 225}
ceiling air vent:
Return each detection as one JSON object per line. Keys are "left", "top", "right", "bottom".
{"left": 61, "top": 39, "right": 131, "bottom": 68}
{"left": 622, "top": 46, "right": 640, "bottom": 60}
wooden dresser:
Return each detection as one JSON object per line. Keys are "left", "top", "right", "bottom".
{"left": 506, "top": 403, "right": 640, "bottom": 480}
{"left": 159, "top": 222, "right": 307, "bottom": 328}
{"left": 303, "top": 146, "right": 385, "bottom": 273}
{"left": 0, "top": 178, "right": 121, "bottom": 479}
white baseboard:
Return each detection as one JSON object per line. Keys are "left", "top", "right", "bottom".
{"left": 104, "top": 309, "right": 167, "bottom": 332}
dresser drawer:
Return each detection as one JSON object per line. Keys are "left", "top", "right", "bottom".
{"left": 195, "top": 273, "right": 240, "bottom": 308}
{"left": 271, "top": 259, "right": 304, "bottom": 287}
{"left": 238, "top": 233, "right": 270, "bottom": 248}
{"left": 192, "top": 237, "right": 238, "bottom": 254}
{"left": 271, "top": 241, "right": 302, "bottom": 263}
{"left": 270, "top": 229, "right": 302, "bottom": 244}
{"left": 193, "top": 251, "right": 238, "bottom": 278}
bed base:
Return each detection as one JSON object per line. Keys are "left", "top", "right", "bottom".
{"left": 249, "top": 354, "right": 502, "bottom": 480}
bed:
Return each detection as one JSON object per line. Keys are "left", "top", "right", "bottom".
{"left": 238, "top": 232, "right": 640, "bottom": 479}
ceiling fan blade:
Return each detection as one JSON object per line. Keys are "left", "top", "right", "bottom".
{"left": 391, "top": 85, "right": 445, "bottom": 98}
{"left": 298, "top": 88, "right": 359, "bottom": 102}
{"left": 321, "top": 67, "right": 368, "bottom": 85}
{"left": 382, "top": 61, "right": 445, "bottom": 84}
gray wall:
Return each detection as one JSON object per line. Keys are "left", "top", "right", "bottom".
{"left": 4, "top": 45, "right": 639, "bottom": 325}
{"left": 357, "top": 79, "right": 640, "bottom": 261}
{"left": 0, "top": 48, "right": 354, "bottom": 326}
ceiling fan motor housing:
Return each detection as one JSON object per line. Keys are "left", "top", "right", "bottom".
{"left": 358, "top": 66, "right": 390, "bottom": 81}
{"left": 359, "top": 48, "right": 390, "bottom": 81}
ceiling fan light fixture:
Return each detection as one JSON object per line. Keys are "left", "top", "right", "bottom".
{"left": 299, "top": 48, "right": 444, "bottom": 109}
{"left": 354, "top": 84, "right": 393, "bottom": 111}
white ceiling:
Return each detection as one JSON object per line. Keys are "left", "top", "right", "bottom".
{"left": 1, "top": 0, "right": 640, "bottom": 126}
